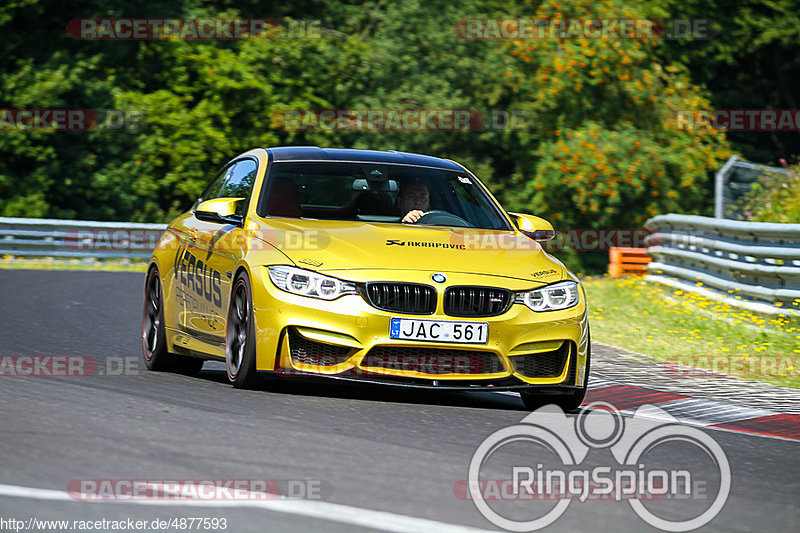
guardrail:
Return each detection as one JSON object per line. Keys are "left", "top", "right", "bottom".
{"left": 0, "top": 217, "right": 166, "bottom": 260}
{"left": 644, "top": 214, "right": 800, "bottom": 314}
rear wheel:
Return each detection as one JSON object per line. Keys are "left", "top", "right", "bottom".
{"left": 142, "top": 267, "right": 204, "bottom": 375}
{"left": 520, "top": 341, "right": 590, "bottom": 412}
{"left": 226, "top": 272, "right": 259, "bottom": 389}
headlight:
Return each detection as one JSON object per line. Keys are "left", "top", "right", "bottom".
{"left": 514, "top": 281, "right": 579, "bottom": 312}
{"left": 268, "top": 266, "right": 358, "bottom": 300}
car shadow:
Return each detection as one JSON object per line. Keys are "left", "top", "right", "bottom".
{"left": 195, "top": 365, "right": 529, "bottom": 411}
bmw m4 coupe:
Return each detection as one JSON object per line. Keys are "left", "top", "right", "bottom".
{"left": 142, "top": 147, "right": 590, "bottom": 410}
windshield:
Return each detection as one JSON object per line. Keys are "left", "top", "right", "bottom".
{"left": 258, "top": 162, "right": 512, "bottom": 230}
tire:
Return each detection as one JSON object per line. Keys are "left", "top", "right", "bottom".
{"left": 173, "top": 354, "right": 205, "bottom": 376}
{"left": 226, "top": 271, "right": 259, "bottom": 389}
{"left": 142, "top": 267, "right": 204, "bottom": 375}
{"left": 520, "top": 340, "right": 591, "bottom": 412}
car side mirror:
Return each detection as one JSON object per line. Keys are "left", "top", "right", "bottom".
{"left": 195, "top": 198, "right": 245, "bottom": 226}
{"left": 507, "top": 212, "right": 556, "bottom": 241}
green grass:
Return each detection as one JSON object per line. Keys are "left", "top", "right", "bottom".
{"left": 0, "top": 257, "right": 147, "bottom": 272}
{"left": 583, "top": 276, "right": 800, "bottom": 389}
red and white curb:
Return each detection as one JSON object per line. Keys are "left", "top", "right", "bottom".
{"left": 585, "top": 379, "right": 800, "bottom": 442}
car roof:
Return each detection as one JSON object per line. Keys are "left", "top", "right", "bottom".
{"left": 265, "top": 146, "right": 464, "bottom": 171}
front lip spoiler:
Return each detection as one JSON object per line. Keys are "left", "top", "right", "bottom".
{"left": 259, "top": 370, "right": 582, "bottom": 393}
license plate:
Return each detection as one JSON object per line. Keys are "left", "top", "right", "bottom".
{"left": 389, "top": 318, "right": 488, "bottom": 344}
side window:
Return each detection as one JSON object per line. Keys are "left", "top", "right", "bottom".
{"left": 196, "top": 164, "right": 234, "bottom": 208}
{"left": 217, "top": 159, "right": 258, "bottom": 217}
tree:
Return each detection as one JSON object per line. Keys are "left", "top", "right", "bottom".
{"left": 501, "top": 0, "right": 730, "bottom": 233}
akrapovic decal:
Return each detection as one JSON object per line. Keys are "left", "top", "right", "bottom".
{"left": 384, "top": 239, "right": 466, "bottom": 250}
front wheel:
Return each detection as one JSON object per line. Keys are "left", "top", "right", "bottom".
{"left": 226, "top": 272, "right": 259, "bottom": 389}
{"left": 142, "top": 267, "right": 204, "bottom": 375}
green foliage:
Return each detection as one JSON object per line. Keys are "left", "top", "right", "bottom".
{"left": 739, "top": 164, "right": 800, "bottom": 223}
{"left": 11, "top": 0, "right": 798, "bottom": 248}
{"left": 519, "top": 117, "right": 727, "bottom": 228}
{"left": 650, "top": 0, "right": 800, "bottom": 162}
{"left": 502, "top": 0, "right": 729, "bottom": 231}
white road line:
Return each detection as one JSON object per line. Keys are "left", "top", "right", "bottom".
{"left": 0, "top": 482, "right": 497, "bottom": 533}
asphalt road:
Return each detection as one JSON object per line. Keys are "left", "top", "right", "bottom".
{"left": 0, "top": 270, "right": 798, "bottom": 532}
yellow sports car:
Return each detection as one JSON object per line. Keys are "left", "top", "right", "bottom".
{"left": 142, "top": 147, "right": 589, "bottom": 410}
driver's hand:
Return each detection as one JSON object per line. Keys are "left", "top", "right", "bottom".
{"left": 402, "top": 210, "right": 425, "bottom": 223}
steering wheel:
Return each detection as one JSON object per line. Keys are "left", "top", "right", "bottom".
{"left": 415, "top": 210, "right": 472, "bottom": 227}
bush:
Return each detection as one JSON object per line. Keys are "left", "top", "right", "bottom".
{"left": 503, "top": 0, "right": 729, "bottom": 231}
{"left": 739, "top": 163, "right": 800, "bottom": 223}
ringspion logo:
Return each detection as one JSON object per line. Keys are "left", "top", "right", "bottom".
{"left": 464, "top": 403, "right": 730, "bottom": 531}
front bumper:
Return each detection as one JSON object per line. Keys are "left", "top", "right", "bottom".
{"left": 249, "top": 267, "right": 589, "bottom": 390}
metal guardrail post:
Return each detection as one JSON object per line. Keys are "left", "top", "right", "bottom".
{"left": 714, "top": 155, "right": 738, "bottom": 219}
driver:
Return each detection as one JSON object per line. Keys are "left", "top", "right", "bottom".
{"left": 398, "top": 181, "right": 430, "bottom": 223}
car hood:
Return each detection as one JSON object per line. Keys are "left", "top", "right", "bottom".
{"left": 253, "top": 219, "right": 567, "bottom": 285}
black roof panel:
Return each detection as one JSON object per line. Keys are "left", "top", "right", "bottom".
{"left": 265, "top": 146, "right": 463, "bottom": 171}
